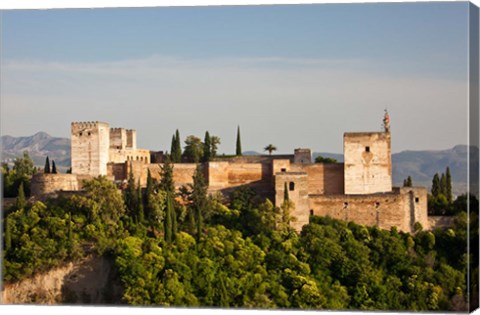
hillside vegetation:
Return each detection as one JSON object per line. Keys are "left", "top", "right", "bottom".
{"left": 2, "top": 165, "right": 478, "bottom": 310}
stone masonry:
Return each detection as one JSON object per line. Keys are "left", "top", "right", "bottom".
{"left": 32, "top": 118, "right": 432, "bottom": 234}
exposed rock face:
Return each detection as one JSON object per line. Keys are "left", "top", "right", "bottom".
{"left": 1, "top": 255, "right": 123, "bottom": 305}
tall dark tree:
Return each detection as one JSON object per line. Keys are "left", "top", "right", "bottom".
{"left": 432, "top": 173, "right": 440, "bottom": 197}
{"left": 446, "top": 167, "right": 452, "bottom": 203}
{"left": 51, "top": 160, "right": 57, "bottom": 174}
{"left": 403, "top": 176, "right": 413, "bottom": 187}
{"left": 125, "top": 165, "right": 138, "bottom": 217}
{"left": 236, "top": 126, "right": 242, "bottom": 156}
{"left": 137, "top": 180, "right": 145, "bottom": 223}
{"left": 44, "top": 156, "right": 51, "bottom": 174}
{"left": 203, "top": 131, "right": 212, "bottom": 162}
{"left": 15, "top": 182, "right": 26, "bottom": 210}
{"left": 284, "top": 181, "right": 289, "bottom": 202}
{"left": 159, "top": 155, "right": 175, "bottom": 194}
{"left": 170, "top": 130, "right": 183, "bottom": 163}
{"left": 192, "top": 164, "right": 208, "bottom": 239}
{"left": 440, "top": 173, "right": 447, "bottom": 196}
{"left": 164, "top": 192, "right": 177, "bottom": 243}
{"left": 170, "top": 134, "right": 177, "bottom": 162}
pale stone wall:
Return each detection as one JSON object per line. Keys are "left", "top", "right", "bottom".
{"left": 308, "top": 187, "right": 428, "bottom": 233}
{"left": 109, "top": 128, "right": 127, "bottom": 150}
{"left": 126, "top": 129, "right": 136, "bottom": 149}
{"left": 31, "top": 173, "right": 79, "bottom": 196}
{"left": 71, "top": 122, "right": 110, "bottom": 176}
{"left": 290, "top": 163, "right": 344, "bottom": 195}
{"left": 275, "top": 172, "right": 310, "bottom": 232}
{"left": 294, "top": 148, "right": 312, "bottom": 164}
{"left": 344, "top": 132, "right": 392, "bottom": 195}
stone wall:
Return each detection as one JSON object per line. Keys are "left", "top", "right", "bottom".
{"left": 308, "top": 187, "right": 429, "bottom": 233}
{"left": 31, "top": 173, "right": 79, "bottom": 196}
{"left": 71, "top": 121, "right": 110, "bottom": 176}
{"left": 344, "top": 132, "right": 392, "bottom": 195}
{"left": 275, "top": 172, "right": 310, "bottom": 231}
{"left": 290, "top": 163, "right": 344, "bottom": 195}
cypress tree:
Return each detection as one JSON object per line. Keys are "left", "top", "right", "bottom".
{"left": 137, "top": 180, "right": 144, "bottom": 223}
{"left": 192, "top": 164, "right": 208, "bottom": 240}
{"left": 404, "top": 176, "right": 413, "bottom": 187}
{"left": 440, "top": 173, "right": 447, "bottom": 196}
{"left": 446, "top": 167, "right": 452, "bottom": 203}
{"left": 284, "top": 182, "right": 289, "bottom": 202}
{"left": 236, "top": 126, "right": 242, "bottom": 156}
{"left": 16, "top": 182, "right": 26, "bottom": 210}
{"left": 125, "top": 164, "right": 137, "bottom": 217}
{"left": 164, "top": 192, "right": 177, "bottom": 243}
{"left": 170, "top": 134, "right": 177, "bottom": 162}
{"left": 164, "top": 193, "right": 173, "bottom": 244}
{"left": 44, "top": 156, "right": 51, "bottom": 174}
{"left": 52, "top": 160, "right": 57, "bottom": 174}
{"left": 174, "top": 129, "right": 182, "bottom": 163}
{"left": 145, "top": 169, "right": 154, "bottom": 221}
{"left": 159, "top": 155, "right": 175, "bottom": 194}
{"left": 432, "top": 173, "right": 440, "bottom": 197}
{"left": 203, "top": 131, "right": 211, "bottom": 162}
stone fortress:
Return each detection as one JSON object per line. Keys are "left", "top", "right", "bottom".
{"left": 31, "top": 113, "right": 432, "bottom": 233}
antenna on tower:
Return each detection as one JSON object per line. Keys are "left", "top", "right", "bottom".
{"left": 382, "top": 108, "right": 390, "bottom": 133}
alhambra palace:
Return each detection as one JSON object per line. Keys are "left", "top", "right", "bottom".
{"left": 31, "top": 114, "right": 444, "bottom": 233}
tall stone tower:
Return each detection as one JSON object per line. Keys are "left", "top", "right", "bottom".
{"left": 343, "top": 112, "right": 392, "bottom": 194}
{"left": 71, "top": 121, "right": 110, "bottom": 176}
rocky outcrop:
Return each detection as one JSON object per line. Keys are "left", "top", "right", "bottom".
{"left": 1, "top": 255, "right": 123, "bottom": 305}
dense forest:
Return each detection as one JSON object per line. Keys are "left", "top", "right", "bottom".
{"left": 1, "top": 154, "right": 479, "bottom": 311}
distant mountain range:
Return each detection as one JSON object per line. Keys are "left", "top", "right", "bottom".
{"left": 1, "top": 132, "right": 70, "bottom": 172}
{"left": 1, "top": 133, "right": 477, "bottom": 195}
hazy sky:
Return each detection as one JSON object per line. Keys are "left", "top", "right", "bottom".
{"left": 0, "top": 2, "right": 470, "bottom": 154}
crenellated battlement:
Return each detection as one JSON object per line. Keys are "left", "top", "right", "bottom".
{"left": 71, "top": 121, "right": 109, "bottom": 131}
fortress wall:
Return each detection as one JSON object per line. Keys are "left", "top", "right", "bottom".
{"left": 31, "top": 173, "right": 79, "bottom": 196}
{"left": 71, "top": 122, "right": 110, "bottom": 176}
{"left": 290, "top": 163, "right": 344, "bottom": 195}
{"left": 398, "top": 187, "right": 429, "bottom": 230}
{"left": 308, "top": 188, "right": 429, "bottom": 233}
{"left": 208, "top": 161, "right": 273, "bottom": 191}
{"left": 275, "top": 173, "right": 310, "bottom": 232}
{"left": 107, "top": 163, "right": 126, "bottom": 181}
{"left": 344, "top": 132, "right": 392, "bottom": 195}
{"left": 309, "top": 193, "right": 407, "bottom": 232}
{"left": 125, "top": 163, "right": 197, "bottom": 188}
{"left": 109, "top": 128, "right": 127, "bottom": 149}
{"left": 272, "top": 159, "right": 291, "bottom": 174}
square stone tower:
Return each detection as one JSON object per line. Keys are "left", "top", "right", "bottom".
{"left": 71, "top": 121, "right": 110, "bottom": 176}
{"left": 343, "top": 132, "right": 392, "bottom": 194}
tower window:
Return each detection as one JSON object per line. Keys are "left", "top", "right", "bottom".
{"left": 281, "top": 168, "right": 286, "bottom": 172}
{"left": 415, "top": 197, "right": 419, "bottom": 203}
{"left": 310, "top": 209, "right": 314, "bottom": 216}
{"left": 88, "top": 132, "right": 91, "bottom": 136}
{"left": 79, "top": 132, "right": 82, "bottom": 136}
{"left": 289, "top": 182, "right": 295, "bottom": 191}
{"left": 365, "top": 146, "right": 370, "bottom": 152}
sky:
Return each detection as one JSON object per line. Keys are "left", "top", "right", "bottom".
{"left": 0, "top": 1, "right": 472, "bottom": 154}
